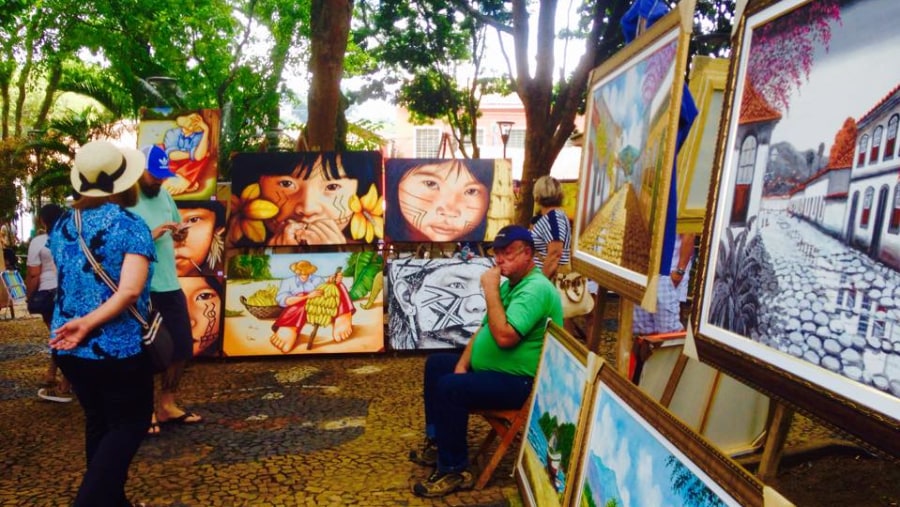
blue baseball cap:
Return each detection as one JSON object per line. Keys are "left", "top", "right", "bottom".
{"left": 142, "top": 145, "right": 175, "bottom": 179}
{"left": 492, "top": 224, "right": 534, "bottom": 250}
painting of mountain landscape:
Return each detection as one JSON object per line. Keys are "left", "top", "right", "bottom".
{"left": 697, "top": 0, "right": 900, "bottom": 450}
{"left": 574, "top": 385, "right": 738, "bottom": 507}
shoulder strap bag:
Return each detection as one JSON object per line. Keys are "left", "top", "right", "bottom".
{"left": 74, "top": 209, "right": 172, "bottom": 372}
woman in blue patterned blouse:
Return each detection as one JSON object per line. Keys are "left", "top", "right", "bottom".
{"left": 48, "top": 140, "right": 156, "bottom": 507}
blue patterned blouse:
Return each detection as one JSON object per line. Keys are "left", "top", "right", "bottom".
{"left": 49, "top": 203, "right": 156, "bottom": 360}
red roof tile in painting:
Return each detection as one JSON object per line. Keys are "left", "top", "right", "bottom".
{"left": 739, "top": 80, "right": 782, "bottom": 125}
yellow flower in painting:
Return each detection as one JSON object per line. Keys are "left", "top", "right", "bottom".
{"left": 228, "top": 183, "right": 279, "bottom": 244}
{"left": 349, "top": 184, "right": 384, "bottom": 243}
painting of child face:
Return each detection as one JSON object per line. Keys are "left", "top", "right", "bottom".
{"left": 179, "top": 276, "right": 222, "bottom": 356}
{"left": 397, "top": 161, "right": 489, "bottom": 242}
{"left": 258, "top": 157, "right": 358, "bottom": 245}
{"left": 175, "top": 207, "right": 217, "bottom": 276}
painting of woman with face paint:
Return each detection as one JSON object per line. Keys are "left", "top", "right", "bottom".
{"left": 174, "top": 200, "right": 225, "bottom": 277}
{"left": 386, "top": 256, "right": 493, "bottom": 350}
{"left": 229, "top": 151, "right": 383, "bottom": 247}
{"left": 178, "top": 275, "right": 223, "bottom": 357}
{"left": 385, "top": 159, "right": 513, "bottom": 243}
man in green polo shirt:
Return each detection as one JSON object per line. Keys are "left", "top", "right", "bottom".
{"left": 409, "top": 225, "right": 563, "bottom": 497}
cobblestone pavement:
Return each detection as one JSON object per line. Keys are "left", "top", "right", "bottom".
{"left": 0, "top": 314, "right": 519, "bottom": 507}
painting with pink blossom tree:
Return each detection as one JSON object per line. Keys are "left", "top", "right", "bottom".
{"left": 696, "top": 0, "right": 900, "bottom": 457}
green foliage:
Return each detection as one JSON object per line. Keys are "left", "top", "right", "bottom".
{"left": 227, "top": 254, "right": 274, "bottom": 280}
{"left": 665, "top": 455, "right": 727, "bottom": 506}
{"left": 343, "top": 250, "right": 384, "bottom": 301}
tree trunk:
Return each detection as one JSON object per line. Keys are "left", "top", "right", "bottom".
{"left": 306, "top": 0, "right": 352, "bottom": 152}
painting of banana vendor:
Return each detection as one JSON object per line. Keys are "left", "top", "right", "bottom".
{"left": 223, "top": 251, "right": 384, "bottom": 356}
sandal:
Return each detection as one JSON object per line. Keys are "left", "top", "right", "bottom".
{"left": 160, "top": 411, "right": 203, "bottom": 425}
{"left": 147, "top": 414, "right": 161, "bottom": 436}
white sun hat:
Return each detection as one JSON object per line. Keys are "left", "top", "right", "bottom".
{"left": 71, "top": 140, "right": 145, "bottom": 197}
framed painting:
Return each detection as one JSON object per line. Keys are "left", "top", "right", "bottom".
{"left": 174, "top": 200, "right": 226, "bottom": 278}
{"left": 229, "top": 152, "right": 383, "bottom": 247}
{"left": 516, "top": 321, "right": 596, "bottom": 507}
{"left": 677, "top": 56, "right": 729, "bottom": 233}
{"left": 386, "top": 256, "right": 493, "bottom": 350}
{"left": 178, "top": 275, "right": 224, "bottom": 358}
{"left": 694, "top": 0, "right": 900, "bottom": 456}
{"left": 572, "top": 5, "right": 694, "bottom": 305}
{"left": 137, "top": 108, "right": 220, "bottom": 200}
{"left": 572, "top": 363, "right": 766, "bottom": 507}
{"left": 384, "top": 158, "right": 514, "bottom": 243}
{"left": 223, "top": 251, "right": 384, "bottom": 357}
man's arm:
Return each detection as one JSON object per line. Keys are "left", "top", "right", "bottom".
{"left": 25, "top": 265, "right": 40, "bottom": 298}
{"left": 481, "top": 266, "right": 521, "bottom": 348}
{"left": 454, "top": 327, "right": 479, "bottom": 373}
{"left": 671, "top": 233, "right": 696, "bottom": 288}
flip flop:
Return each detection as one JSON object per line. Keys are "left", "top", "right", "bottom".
{"left": 147, "top": 421, "right": 161, "bottom": 436}
{"left": 161, "top": 412, "right": 203, "bottom": 425}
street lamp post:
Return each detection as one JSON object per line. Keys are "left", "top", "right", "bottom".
{"left": 497, "top": 121, "right": 514, "bottom": 159}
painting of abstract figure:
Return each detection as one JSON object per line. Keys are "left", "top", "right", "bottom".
{"left": 573, "top": 10, "right": 691, "bottom": 302}
{"left": 229, "top": 152, "right": 383, "bottom": 247}
{"left": 138, "top": 109, "right": 220, "bottom": 200}
{"left": 385, "top": 158, "right": 514, "bottom": 243}
{"left": 386, "top": 256, "right": 493, "bottom": 350}
{"left": 696, "top": 0, "right": 900, "bottom": 455}
{"left": 224, "top": 251, "right": 384, "bottom": 356}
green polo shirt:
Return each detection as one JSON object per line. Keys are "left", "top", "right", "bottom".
{"left": 128, "top": 188, "right": 181, "bottom": 292}
{"left": 470, "top": 267, "right": 563, "bottom": 377}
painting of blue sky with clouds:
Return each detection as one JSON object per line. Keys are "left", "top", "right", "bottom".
{"left": 519, "top": 333, "right": 589, "bottom": 506}
{"left": 577, "top": 386, "right": 737, "bottom": 507}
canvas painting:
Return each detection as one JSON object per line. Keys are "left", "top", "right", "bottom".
{"left": 516, "top": 322, "right": 593, "bottom": 507}
{"left": 696, "top": 0, "right": 900, "bottom": 452}
{"left": 572, "top": 9, "right": 692, "bottom": 302}
{"left": 572, "top": 366, "right": 764, "bottom": 507}
{"left": 178, "top": 275, "right": 224, "bottom": 358}
{"left": 229, "top": 152, "right": 384, "bottom": 247}
{"left": 174, "top": 200, "right": 226, "bottom": 277}
{"left": 138, "top": 108, "right": 220, "bottom": 200}
{"left": 223, "top": 251, "right": 384, "bottom": 357}
{"left": 386, "top": 256, "right": 493, "bottom": 350}
{"left": 384, "top": 158, "right": 514, "bottom": 243}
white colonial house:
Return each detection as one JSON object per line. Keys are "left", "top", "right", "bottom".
{"left": 844, "top": 84, "right": 900, "bottom": 271}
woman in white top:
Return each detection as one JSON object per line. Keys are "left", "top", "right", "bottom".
{"left": 27, "top": 203, "right": 72, "bottom": 402}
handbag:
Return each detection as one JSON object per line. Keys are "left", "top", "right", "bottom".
{"left": 27, "top": 288, "right": 56, "bottom": 316}
{"left": 74, "top": 210, "right": 173, "bottom": 373}
{"left": 555, "top": 270, "right": 594, "bottom": 319}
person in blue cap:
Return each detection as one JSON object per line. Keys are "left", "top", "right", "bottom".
{"left": 129, "top": 145, "right": 203, "bottom": 436}
{"left": 408, "top": 224, "right": 563, "bottom": 497}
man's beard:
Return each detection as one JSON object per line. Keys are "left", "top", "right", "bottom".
{"left": 139, "top": 178, "right": 162, "bottom": 198}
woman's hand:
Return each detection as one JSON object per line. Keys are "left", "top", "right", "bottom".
{"left": 50, "top": 318, "right": 91, "bottom": 350}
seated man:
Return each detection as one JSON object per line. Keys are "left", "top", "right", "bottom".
{"left": 408, "top": 225, "right": 563, "bottom": 497}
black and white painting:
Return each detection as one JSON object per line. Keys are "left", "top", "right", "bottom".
{"left": 387, "top": 256, "right": 493, "bottom": 350}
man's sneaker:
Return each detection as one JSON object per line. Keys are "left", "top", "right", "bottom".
{"left": 37, "top": 387, "right": 73, "bottom": 403}
{"left": 412, "top": 469, "right": 475, "bottom": 498}
{"left": 408, "top": 438, "right": 437, "bottom": 467}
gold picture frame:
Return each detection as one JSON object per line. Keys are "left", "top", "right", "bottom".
{"left": 693, "top": 0, "right": 900, "bottom": 456}
{"left": 677, "top": 56, "right": 730, "bottom": 233}
{"left": 572, "top": 4, "right": 694, "bottom": 308}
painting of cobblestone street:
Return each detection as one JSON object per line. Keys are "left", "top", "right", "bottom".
{"left": 698, "top": 0, "right": 900, "bottom": 440}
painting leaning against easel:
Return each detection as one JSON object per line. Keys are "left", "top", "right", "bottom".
{"left": 571, "top": 364, "right": 766, "bottom": 507}
{"left": 572, "top": 6, "right": 693, "bottom": 305}
{"left": 515, "top": 322, "right": 595, "bottom": 507}
{"left": 694, "top": 0, "right": 900, "bottom": 456}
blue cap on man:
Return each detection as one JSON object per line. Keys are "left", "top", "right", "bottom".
{"left": 142, "top": 145, "right": 175, "bottom": 179}
{"left": 492, "top": 224, "right": 534, "bottom": 250}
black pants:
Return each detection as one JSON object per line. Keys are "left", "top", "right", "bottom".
{"left": 56, "top": 353, "right": 154, "bottom": 507}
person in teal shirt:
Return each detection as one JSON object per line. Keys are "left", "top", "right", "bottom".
{"left": 129, "top": 145, "right": 203, "bottom": 435}
{"left": 408, "top": 225, "right": 563, "bottom": 497}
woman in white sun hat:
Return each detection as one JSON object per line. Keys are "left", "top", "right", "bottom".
{"left": 47, "top": 140, "right": 156, "bottom": 507}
